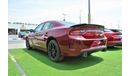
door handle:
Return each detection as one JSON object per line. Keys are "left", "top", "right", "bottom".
{"left": 43, "top": 36, "right": 47, "bottom": 41}
{"left": 44, "top": 32, "right": 48, "bottom": 36}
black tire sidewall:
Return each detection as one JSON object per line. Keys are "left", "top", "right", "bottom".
{"left": 26, "top": 39, "right": 31, "bottom": 50}
{"left": 47, "top": 40, "right": 63, "bottom": 61}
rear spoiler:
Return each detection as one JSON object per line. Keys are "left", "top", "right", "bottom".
{"left": 70, "top": 23, "right": 104, "bottom": 28}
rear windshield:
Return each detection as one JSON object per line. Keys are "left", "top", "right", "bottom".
{"left": 104, "top": 29, "right": 113, "bottom": 32}
{"left": 111, "top": 29, "right": 121, "bottom": 32}
{"left": 60, "top": 21, "right": 77, "bottom": 26}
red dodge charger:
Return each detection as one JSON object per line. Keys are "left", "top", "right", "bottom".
{"left": 26, "top": 21, "right": 107, "bottom": 61}
{"left": 104, "top": 28, "right": 122, "bottom": 47}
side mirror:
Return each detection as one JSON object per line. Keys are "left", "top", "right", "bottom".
{"left": 30, "top": 29, "right": 35, "bottom": 33}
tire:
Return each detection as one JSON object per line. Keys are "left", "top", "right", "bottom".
{"left": 47, "top": 40, "right": 64, "bottom": 62}
{"left": 26, "top": 39, "right": 32, "bottom": 50}
{"left": 107, "top": 46, "right": 115, "bottom": 48}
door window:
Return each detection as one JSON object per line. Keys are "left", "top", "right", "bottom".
{"left": 35, "top": 23, "right": 44, "bottom": 32}
{"left": 42, "top": 22, "right": 53, "bottom": 30}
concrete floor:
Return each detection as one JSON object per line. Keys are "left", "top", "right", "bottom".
{"left": 8, "top": 39, "right": 26, "bottom": 49}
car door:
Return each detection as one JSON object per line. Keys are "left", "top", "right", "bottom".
{"left": 36, "top": 22, "right": 53, "bottom": 50}
{"left": 33, "top": 23, "right": 45, "bottom": 47}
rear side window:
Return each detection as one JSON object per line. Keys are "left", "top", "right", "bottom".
{"left": 42, "top": 22, "right": 53, "bottom": 30}
{"left": 60, "top": 21, "right": 76, "bottom": 27}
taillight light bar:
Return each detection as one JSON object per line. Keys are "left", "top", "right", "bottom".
{"left": 69, "top": 29, "right": 85, "bottom": 36}
{"left": 82, "top": 32, "right": 104, "bottom": 39}
{"left": 69, "top": 29, "right": 104, "bottom": 39}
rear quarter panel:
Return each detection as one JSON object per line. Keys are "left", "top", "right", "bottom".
{"left": 47, "top": 27, "right": 70, "bottom": 53}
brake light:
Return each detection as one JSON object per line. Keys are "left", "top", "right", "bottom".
{"left": 82, "top": 32, "right": 104, "bottom": 38}
{"left": 111, "top": 33, "right": 117, "bottom": 35}
{"left": 83, "top": 32, "right": 95, "bottom": 37}
{"left": 112, "top": 34, "right": 121, "bottom": 39}
{"left": 69, "top": 29, "right": 104, "bottom": 39}
{"left": 69, "top": 30, "right": 85, "bottom": 36}
{"left": 82, "top": 32, "right": 95, "bottom": 38}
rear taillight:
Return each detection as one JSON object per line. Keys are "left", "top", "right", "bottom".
{"left": 69, "top": 30, "right": 85, "bottom": 36}
{"left": 82, "top": 32, "right": 104, "bottom": 39}
{"left": 111, "top": 32, "right": 121, "bottom": 38}
{"left": 83, "top": 32, "right": 95, "bottom": 38}
{"left": 111, "top": 33, "right": 117, "bottom": 35}
{"left": 69, "top": 29, "right": 104, "bottom": 39}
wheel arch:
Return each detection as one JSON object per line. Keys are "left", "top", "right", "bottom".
{"left": 46, "top": 36, "right": 59, "bottom": 48}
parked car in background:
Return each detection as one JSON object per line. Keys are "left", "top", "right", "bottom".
{"left": 110, "top": 29, "right": 122, "bottom": 33}
{"left": 104, "top": 28, "right": 122, "bottom": 47}
{"left": 110, "top": 29, "right": 122, "bottom": 38}
{"left": 25, "top": 20, "right": 107, "bottom": 61}
{"left": 18, "top": 31, "right": 29, "bottom": 38}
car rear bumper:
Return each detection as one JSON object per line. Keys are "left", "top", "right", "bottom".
{"left": 61, "top": 37, "right": 107, "bottom": 56}
{"left": 80, "top": 45, "right": 106, "bottom": 53}
{"left": 62, "top": 45, "right": 106, "bottom": 57}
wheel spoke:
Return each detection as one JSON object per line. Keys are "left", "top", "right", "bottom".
{"left": 26, "top": 40, "right": 29, "bottom": 48}
{"left": 48, "top": 40, "right": 63, "bottom": 61}
{"left": 48, "top": 43, "right": 57, "bottom": 59}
